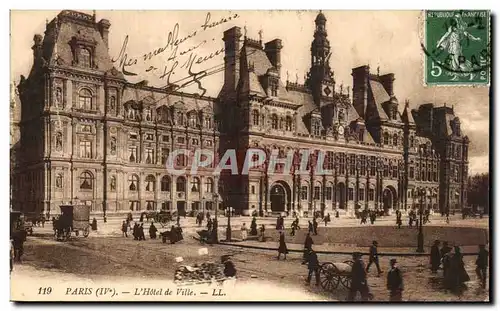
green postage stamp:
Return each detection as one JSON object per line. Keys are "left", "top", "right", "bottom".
{"left": 423, "top": 10, "right": 490, "bottom": 85}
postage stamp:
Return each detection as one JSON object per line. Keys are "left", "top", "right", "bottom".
{"left": 423, "top": 10, "right": 491, "bottom": 86}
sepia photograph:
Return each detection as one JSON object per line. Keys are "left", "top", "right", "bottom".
{"left": 9, "top": 9, "right": 491, "bottom": 302}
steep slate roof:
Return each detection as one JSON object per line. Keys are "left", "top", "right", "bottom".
{"left": 121, "top": 87, "right": 212, "bottom": 110}
{"left": 368, "top": 80, "right": 390, "bottom": 120}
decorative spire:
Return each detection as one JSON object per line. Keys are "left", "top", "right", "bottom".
{"left": 340, "top": 82, "right": 343, "bottom": 95}
{"left": 244, "top": 25, "right": 247, "bottom": 38}
{"left": 405, "top": 99, "right": 410, "bottom": 108}
{"left": 377, "top": 65, "right": 380, "bottom": 76}
{"left": 295, "top": 72, "right": 299, "bottom": 84}
{"left": 93, "top": 10, "right": 96, "bottom": 20}
{"left": 258, "top": 29, "right": 263, "bottom": 43}
{"left": 347, "top": 86, "right": 350, "bottom": 98}
{"left": 286, "top": 71, "right": 289, "bottom": 82}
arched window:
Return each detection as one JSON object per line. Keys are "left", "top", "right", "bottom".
{"left": 271, "top": 114, "right": 278, "bottom": 129}
{"left": 191, "top": 177, "right": 200, "bottom": 192}
{"left": 285, "top": 116, "right": 293, "bottom": 131}
{"left": 176, "top": 176, "right": 186, "bottom": 192}
{"left": 79, "top": 48, "right": 91, "bottom": 67}
{"left": 145, "top": 175, "right": 155, "bottom": 192}
{"left": 383, "top": 132, "right": 389, "bottom": 145}
{"left": 177, "top": 112, "right": 184, "bottom": 126}
{"left": 393, "top": 134, "right": 398, "bottom": 146}
{"left": 128, "top": 174, "right": 139, "bottom": 191}
{"left": 205, "top": 178, "right": 214, "bottom": 193}
{"left": 252, "top": 110, "right": 259, "bottom": 126}
{"left": 161, "top": 176, "right": 171, "bottom": 192}
{"left": 79, "top": 89, "right": 93, "bottom": 110}
{"left": 79, "top": 171, "right": 93, "bottom": 190}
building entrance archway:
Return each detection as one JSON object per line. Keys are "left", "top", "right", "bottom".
{"left": 269, "top": 181, "right": 292, "bottom": 213}
{"left": 336, "top": 182, "right": 346, "bottom": 209}
{"left": 383, "top": 186, "right": 397, "bottom": 214}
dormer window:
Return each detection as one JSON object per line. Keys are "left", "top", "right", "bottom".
{"left": 392, "top": 108, "right": 398, "bottom": 120}
{"left": 312, "top": 120, "right": 321, "bottom": 136}
{"left": 285, "top": 116, "right": 293, "bottom": 131}
{"left": 80, "top": 48, "right": 91, "bottom": 67}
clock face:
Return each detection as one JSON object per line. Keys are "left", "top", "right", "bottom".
{"left": 338, "top": 125, "right": 344, "bottom": 135}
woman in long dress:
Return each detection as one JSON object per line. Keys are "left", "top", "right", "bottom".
{"left": 277, "top": 231, "right": 288, "bottom": 260}
{"left": 240, "top": 223, "right": 248, "bottom": 241}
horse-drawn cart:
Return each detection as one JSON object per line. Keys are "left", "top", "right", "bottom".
{"left": 319, "top": 260, "right": 354, "bottom": 291}
{"left": 55, "top": 205, "right": 90, "bottom": 240}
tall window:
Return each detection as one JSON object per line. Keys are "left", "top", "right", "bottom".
{"left": 325, "top": 187, "right": 332, "bottom": 200}
{"left": 145, "top": 175, "right": 155, "bottom": 192}
{"left": 349, "top": 154, "right": 356, "bottom": 175}
{"left": 383, "top": 164, "right": 389, "bottom": 178}
{"left": 339, "top": 154, "right": 346, "bottom": 175}
{"left": 145, "top": 148, "right": 154, "bottom": 164}
{"left": 191, "top": 177, "right": 200, "bottom": 192}
{"left": 177, "top": 112, "right": 184, "bottom": 126}
{"left": 368, "top": 189, "right": 375, "bottom": 201}
{"left": 271, "top": 114, "right": 278, "bottom": 129}
{"left": 383, "top": 132, "right": 389, "bottom": 145}
{"left": 326, "top": 151, "right": 334, "bottom": 170}
{"left": 348, "top": 188, "right": 354, "bottom": 201}
{"left": 161, "top": 176, "right": 170, "bottom": 192}
{"left": 360, "top": 155, "right": 366, "bottom": 176}
{"left": 79, "top": 140, "right": 92, "bottom": 158}
{"left": 314, "top": 186, "right": 321, "bottom": 200}
{"left": 129, "top": 146, "right": 138, "bottom": 163}
{"left": 359, "top": 188, "right": 365, "bottom": 201}
{"left": 128, "top": 175, "right": 139, "bottom": 191}
{"left": 205, "top": 178, "right": 214, "bottom": 193}
{"left": 176, "top": 176, "right": 186, "bottom": 192}
{"left": 79, "top": 48, "right": 91, "bottom": 67}
{"left": 312, "top": 121, "right": 321, "bottom": 136}
{"left": 189, "top": 114, "right": 197, "bottom": 127}
{"left": 79, "top": 89, "right": 92, "bottom": 110}
{"left": 392, "top": 165, "right": 398, "bottom": 178}
{"left": 410, "top": 167, "right": 415, "bottom": 179}
{"left": 301, "top": 186, "right": 308, "bottom": 200}
{"left": 285, "top": 116, "right": 293, "bottom": 131}
{"left": 79, "top": 171, "right": 93, "bottom": 190}
{"left": 393, "top": 134, "right": 398, "bottom": 146}
{"left": 369, "top": 156, "right": 376, "bottom": 176}
{"left": 252, "top": 110, "right": 259, "bottom": 126}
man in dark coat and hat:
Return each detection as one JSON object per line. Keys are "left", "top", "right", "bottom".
{"left": 347, "top": 252, "right": 370, "bottom": 301}
{"left": 305, "top": 249, "right": 320, "bottom": 286}
{"left": 440, "top": 241, "right": 452, "bottom": 278}
{"left": 250, "top": 217, "right": 258, "bottom": 235}
{"left": 277, "top": 231, "right": 288, "bottom": 260}
{"left": 149, "top": 222, "right": 158, "bottom": 239}
{"left": 447, "top": 246, "right": 470, "bottom": 292}
{"left": 475, "top": 244, "right": 489, "bottom": 289}
{"left": 132, "top": 222, "right": 139, "bottom": 240}
{"left": 387, "top": 258, "right": 403, "bottom": 301}
{"left": 430, "top": 240, "right": 441, "bottom": 273}
{"left": 308, "top": 220, "right": 314, "bottom": 234}
{"left": 303, "top": 232, "right": 314, "bottom": 263}
{"left": 312, "top": 217, "right": 318, "bottom": 235}
{"left": 366, "top": 241, "right": 382, "bottom": 276}
{"left": 139, "top": 223, "right": 146, "bottom": 241}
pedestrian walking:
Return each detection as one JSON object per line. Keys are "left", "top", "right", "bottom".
{"left": 132, "top": 223, "right": 139, "bottom": 240}
{"left": 387, "top": 258, "right": 403, "bottom": 301}
{"left": 12, "top": 230, "right": 26, "bottom": 263}
{"left": 277, "top": 231, "right": 288, "bottom": 260}
{"left": 91, "top": 217, "right": 98, "bottom": 231}
{"left": 303, "top": 232, "right": 314, "bottom": 263}
{"left": 308, "top": 220, "right": 313, "bottom": 234}
{"left": 347, "top": 252, "right": 370, "bottom": 301}
{"left": 139, "top": 223, "right": 146, "bottom": 240}
{"left": 259, "top": 224, "right": 266, "bottom": 242}
{"left": 240, "top": 223, "right": 248, "bottom": 241}
{"left": 366, "top": 240, "right": 382, "bottom": 276}
{"left": 475, "top": 244, "right": 489, "bottom": 289}
{"left": 207, "top": 217, "right": 213, "bottom": 232}
{"left": 446, "top": 246, "right": 470, "bottom": 292}
{"left": 149, "top": 222, "right": 158, "bottom": 239}
{"left": 312, "top": 218, "right": 318, "bottom": 235}
{"left": 305, "top": 249, "right": 320, "bottom": 286}
{"left": 121, "top": 220, "right": 128, "bottom": 237}
{"left": 430, "top": 240, "right": 441, "bottom": 273}
{"left": 250, "top": 217, "right": 258, "bottom": 235}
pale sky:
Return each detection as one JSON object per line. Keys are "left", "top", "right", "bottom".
{"left": 10, "top": 10, "right": 490, "bottom": 174}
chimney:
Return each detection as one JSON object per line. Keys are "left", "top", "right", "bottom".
{"left": 222, "top": 27, "right": 242, "bottom": 92}
{"left": 351, "top": 65, "right": 370, "bottom": 119}
{"left": 264, "top": 39, "right": 283, "bottom": 76}
{"left": 379, "top": 73, "right": 395, "bottom": 96}
{"left": 98, "top": 19, "right": 111, "bottom": 48}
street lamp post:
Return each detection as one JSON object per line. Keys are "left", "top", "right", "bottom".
{"left": 416, "top": 189, "right": 425, "bottom": 253}
{"left": 213, "top": 193, "right": 219, "bottom": 243}
{"left": 226, "top": 206, "right": 232, "bottom": 242}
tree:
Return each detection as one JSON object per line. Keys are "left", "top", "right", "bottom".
{"left": 467, "top": 173, "right": 490, "bottom": 214}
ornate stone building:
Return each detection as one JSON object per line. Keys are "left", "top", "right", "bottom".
{"left": 13, "top": 10, "right": 469, "bottom": 217}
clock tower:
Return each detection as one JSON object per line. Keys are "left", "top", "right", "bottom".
{"left": 306, "top": 11, "right": 336, "bottom": 107}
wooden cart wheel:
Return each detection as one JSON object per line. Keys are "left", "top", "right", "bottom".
{"left": 83, "top": 227, "right": 90, "bottom": 237}
{"left": 320, "top": 263, "right": 340, "bottom": 291}
{"left": 340, "top": 276, "right": 352, "bottom": 289}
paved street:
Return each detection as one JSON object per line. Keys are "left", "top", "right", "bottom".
{"left": 10, "top": 215, "right": 489, "bottom": 302}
